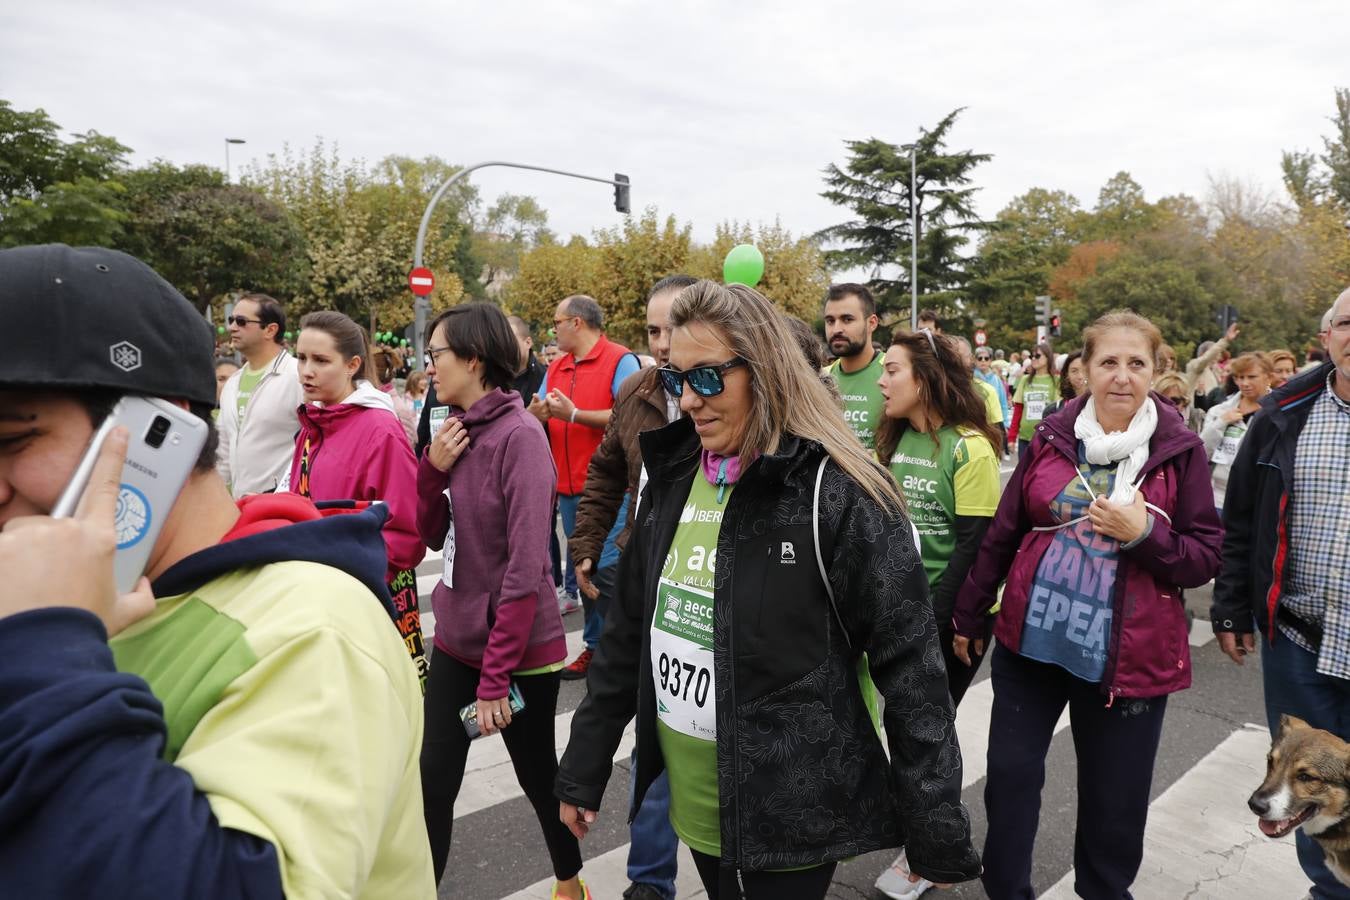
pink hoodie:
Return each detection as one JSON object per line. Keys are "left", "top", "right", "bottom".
{"left": 287, "top": 382, "right": 422, "bottom": 578}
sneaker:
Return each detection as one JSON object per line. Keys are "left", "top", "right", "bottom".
{"left": 557, "top": 588, "right": 582, "bottom": 615}
{"left": 551, "top": 878, "right": 591, "bottom": 900}
{"left": 560, "top": 648, "right": 594, "bottom": 681}
{"left": 622, "top": 885, "right": 667, "bottom": 900}
{"left": 875, "top": 848, "right": 933, "bottom": 900}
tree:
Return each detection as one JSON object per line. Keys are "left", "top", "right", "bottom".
{"left": 688, "top": 220, "right": 830, "bottom": 323}
{"left": 1320, "top": 87, "right": 1350, "bottom": 211}
{"left": 246, "top": 144, "right": 472, "bottom": 331}
{"left": 504, "top": 237, "right": 602, "bottom": 332}
{"left": 965, "top": 188, "right": 1085, "bottom": 348}
{"left": 590, "top": 210, "right": 693, "bottom": 344}
{"left": 818, "top": 108, "right": 992, "bottom": 320}
{"left": 474, "top": 193, "right": 553, "bottom": 296}
{"left": 0, "top": 99, "right": 133, "bottom": 246}
{"left": 117, "top": 163, "right": 307, "bottom": 313}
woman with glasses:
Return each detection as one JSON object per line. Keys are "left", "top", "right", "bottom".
{"left": 1010, "top": 342, "right": 1059, "bottom": 457}
{"left": 1201, "top": 352, "right": 1274, "bottom": 510}
{"left": 416, "top": 303, "right": 590, "bottom": 900}
{"left": 556, "top": 280, "right": 980, "bottom": 900}
{"left": 952, "top": 310, "right": 1222, "bottom": 900}
{"left": 870, "top": 329, "right": 1002, "bottom": 900}
{"left": 1153, "top": 372, "right": 1201, "bottom": 432}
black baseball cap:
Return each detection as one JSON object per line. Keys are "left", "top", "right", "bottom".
{"left": 0, "top": 244, "right": 216, "bottom": 405}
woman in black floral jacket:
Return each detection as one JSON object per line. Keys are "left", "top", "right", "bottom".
{"left": 554, "top": 280, "right": 981, "bottom": 900}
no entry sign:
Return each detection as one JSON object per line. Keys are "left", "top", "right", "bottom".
{"left": 408, "top": 267, "right": 435, "bottom": 297}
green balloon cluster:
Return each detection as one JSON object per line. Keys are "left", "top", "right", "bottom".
{"left": 723, "top": 244, "right": 765, "bottom": 287}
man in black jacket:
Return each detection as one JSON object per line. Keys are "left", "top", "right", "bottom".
{"left": 1213, "top": 289, "right": 1350, "bottom": 898}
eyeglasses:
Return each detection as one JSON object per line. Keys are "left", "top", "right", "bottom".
{"left": 975, "top": 353, "right": 992, "bottom": 361}
{"left": 228, "top": 315, "right": 262, "bottom": 328}
{"left": 427, "top": 344, "right": 453, "bottom": 364}
{"left": 1331, "top": 316, "right": 1350, "bottom": 332}
{"left": 658, "top": 357, "right": 747, "bottom": 398}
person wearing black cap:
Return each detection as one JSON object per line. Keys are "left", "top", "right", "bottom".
{"left": 0, "top": 245, "right": 435, "bottom": 898}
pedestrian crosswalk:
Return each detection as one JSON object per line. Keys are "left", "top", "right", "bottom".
{"left": 413, "top": 550, "right": 1311, "bottom": 899}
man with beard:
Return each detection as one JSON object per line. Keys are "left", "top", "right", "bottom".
{"left": 823, "top": 283, "right": 885, "bottom": 450}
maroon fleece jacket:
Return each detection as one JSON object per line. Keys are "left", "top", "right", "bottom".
{"left": 416, "top": 388, "right": 564, "bottom": 699}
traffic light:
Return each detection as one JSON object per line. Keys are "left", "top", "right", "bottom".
{"left": 1050, "top": 312, "right": 1062, "bottom": 337}
{"left": 613, "top": 173, "right": 630, "bottom": 214}
{"left": 1035, "top": 295, "right": 1052, "bottom": 327}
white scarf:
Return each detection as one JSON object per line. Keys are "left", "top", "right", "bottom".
{"left": 1073, "top": 395, "right": 1157, "bottom": 505}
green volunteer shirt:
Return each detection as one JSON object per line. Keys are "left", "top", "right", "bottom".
{"left": 653, "top": 473, "right": 727, "bottom": 856}
{"left": 888, "top": 425, "right": 1001, "bottom": 591}
{"left": 1014, "top": 374, "right": 1058, "bottom": 441}
{"left": 829, "top": 350, "right": 886, "bottom": 450}
{"left": 235, "top": 364, "right": 266, "bottom": 423}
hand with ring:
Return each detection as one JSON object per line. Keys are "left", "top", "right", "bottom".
{"left": 476, "top": 696, "right": 514, "bottom": 736}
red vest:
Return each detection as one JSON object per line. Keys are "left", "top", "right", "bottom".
{"left": 545, "top": 335, "right": 632, "bottom": 495}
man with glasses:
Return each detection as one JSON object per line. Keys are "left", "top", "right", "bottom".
{"left": 1214, "top": 289, "right": 1350, "bottom": 899}
{"left": 531, "top": 294, "right": 640, "bottom": 671}
{"left": 823, "top": 283, "right": 885, "bottom": 450}
{"left": 217, "top": 293, "right": 302, "bottom": 497}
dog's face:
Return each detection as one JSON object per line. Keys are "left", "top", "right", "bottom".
{"left": 1250, "top": 715, "right": 1350, "bottom": 839}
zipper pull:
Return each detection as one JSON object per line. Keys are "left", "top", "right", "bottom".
{"left": 1105, "top": 690, "right": 1115, "bottom": 709}
{"left": 736, "top": 869, "right": 746, "bottom": 895}
{"left": 716, "top": 458, "right": 731, "bottom": 505}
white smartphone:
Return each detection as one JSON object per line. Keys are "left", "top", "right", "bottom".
{"left": 52, "top": 396, "right": 208, "bottom": 593}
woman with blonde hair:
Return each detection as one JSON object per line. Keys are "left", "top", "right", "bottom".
{"left": 556, "top": 280, "right": 979, "bottom": 899}
{"left": 1266, "top": 349, "right": 1297, "bottom": 387}
{"left": 1201, "top": 351, "right": 1274, "bottom": 509}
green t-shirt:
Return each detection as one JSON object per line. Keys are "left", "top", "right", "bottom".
{"left": 236, "top": 364, "right": 267, "bottom": 423}
{"left": 829, "top": 351, "right": 886, "bottom": 450}
{"left": 653, "top": 473, "right": 726, "bottom": 856}
{"left": 888, "top": 425, "right": 1001, "bottom": 591}
{"left": 1014, "top": 374, "right": 1058, "bottom": 440}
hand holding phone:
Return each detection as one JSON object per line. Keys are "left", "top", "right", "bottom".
{"left": 460, "top": 682, "right": 526, "bottom": 739}
{"left": 0, "top": 427, "right": 156, "bottom": 633}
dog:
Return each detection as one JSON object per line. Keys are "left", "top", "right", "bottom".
{"left": 1250, "top": 714, "right": 1350, "bottom": 886}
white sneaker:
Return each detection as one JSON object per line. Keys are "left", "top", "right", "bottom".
{"left": 874, "top": 848, "right": 933, "bottom": 900}
{"left": 556, "top": 588, "right": 582, "bottom": 615}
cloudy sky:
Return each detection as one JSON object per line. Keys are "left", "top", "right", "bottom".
{"left": 3, "top": 0, "right": 1345, "bottom": 248}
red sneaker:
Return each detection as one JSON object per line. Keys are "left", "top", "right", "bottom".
{"left": 560, "top": 648, "right": 593, "bottom": 681}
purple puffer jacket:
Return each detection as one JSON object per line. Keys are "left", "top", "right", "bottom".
{"left": 954, "top": 392, "right": 1223, "bottom": 700}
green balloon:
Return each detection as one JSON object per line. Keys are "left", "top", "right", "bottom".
{"left": 384, "top": 332, "right": 394, "bottom": 342}
{"left": 284, "top": 330, "right": 293, "bottom": 340}
{"left": 400, "top": 338, "right": 409, "bottom": 346}
{"left": 723, "top": 243, "right": 765, "bottom": 286}
{"left": 217, "top": 325, "right": 225, "bottom": 334}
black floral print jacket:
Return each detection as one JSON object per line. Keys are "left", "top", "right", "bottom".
{"left": 555, "top": 420, "right": 981, "bottom": 883}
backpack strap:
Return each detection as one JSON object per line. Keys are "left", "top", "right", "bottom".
{"left": 813, "top": 456, "right": 853, "bottom": 651}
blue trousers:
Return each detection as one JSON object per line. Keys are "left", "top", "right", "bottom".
{"left": 627, "top": 750, "right": 678, "bottom": 898}
{"left": 1262, "top": 633, "right": 1350, "bottom": 899}
{"left": 557, "top": 494, "right": 579, "bottom": 596}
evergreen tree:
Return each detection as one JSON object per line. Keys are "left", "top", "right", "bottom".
{"left": 818, "top": 108, "right": 991, "bottom": 323}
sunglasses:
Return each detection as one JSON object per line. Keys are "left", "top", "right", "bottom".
{"left": 975, "top": 353, "right": 992, "bottom": 361}
{"left": 228, "top": 315, "right": 262, "bottom": 327}
{"left": 1164, "top": 394, "right": 1188, "bottom": 407}
{"left": 658, "top": 357, "right": 747, "bottom": 398}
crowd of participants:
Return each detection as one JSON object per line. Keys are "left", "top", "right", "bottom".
{"left": 1, "top": 242, "right": 1348, "bottom": 900}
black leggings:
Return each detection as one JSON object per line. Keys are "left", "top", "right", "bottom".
{"left": 690, "top": 849, "right": 836, "bottom": 900}
{"left": 420, "top": 648, "right": 581, "bottom": 884}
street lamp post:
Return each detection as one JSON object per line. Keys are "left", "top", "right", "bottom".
{"left": 410, "top": 161, "right": 631, "bottom": 369}
{"left": 905, "top": 142, "right": 918, "bottom": 330}
{"left": 224, "top": 138, "right": 246, "bottom": 183}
